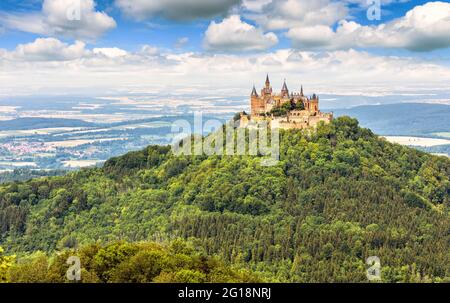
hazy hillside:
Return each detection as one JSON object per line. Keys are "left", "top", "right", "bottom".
{"left": 0, "top": 115, "right": 230, "bottom": 131}
{"left": 1, "top": 117, "right": 449, "bottom": 282}
{"left": 0, "top": 118, "right": 96, "bottom": 130}
{"left": 0, "top": 169, "right": 66, "bottom": 184}
{"left": 334, "top": 103, "right": 450, "bottom": 136}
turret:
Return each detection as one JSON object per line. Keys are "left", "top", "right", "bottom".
{"left": 251, "top": 83, "right": 265, "bottom": 116}
{"left": 251, "top": 85, "right": 258, "bottom": 97}
{"left": 281, "top": 79, "right": 289, "bottom": 97}
{"left": 310, "top": 94, "right": 319, "bottom": 113}
{"left": 262, "top": 74, "right": 272, "bottom": 95}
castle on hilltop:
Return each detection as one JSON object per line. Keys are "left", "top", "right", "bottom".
{"left": 240, "top": 75, "right": 333, "bottom": 129}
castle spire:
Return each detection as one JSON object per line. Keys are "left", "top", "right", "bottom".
{"left": 251, "top": 84, "right": 258, "bottom": 97}
{"left": 265, "top": 74, "right": 270, "bottom": 87}
{"left": 300, "top": 85, "right": 304, "bottom": 96}
{"left": 281, "top": 79, "right": 289, "bottom": 97}
{"left": 282, "top": 79, "right": 288, "bottom": 91}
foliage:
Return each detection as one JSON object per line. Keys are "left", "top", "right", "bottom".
{"left": 269, "top": 100, "right": 304, "bottom": 117}
{"left": 0, "top": 117, "right": 449, "bottom": 282}
{"left": 7, "top": 240, "right": 261, "bottom": 283}
{"left": 0, "top": 169, "right": 66, "bottom": 184}
{"left": 0, "top": 246, "right": 15, "bottom": 282}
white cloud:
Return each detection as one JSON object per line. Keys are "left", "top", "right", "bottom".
{"left": 11, "top": 38, "right": 87, "bottom": 61}
{"left": 93, "top": 47, "right": 128, "bottom": 58}
{"left": 139, "top": 45, "right": 160, "bottom": 57}
{"left": 0, "top": 0, "right": 116, "bottom": 40}
{"left": 242, "top": 0, "right": 272, "bottom": 12}
{"left": 1, "top": 38, "right": 131, "bottom": 62}
{"left": 287, "top": 1, "right": 450, "bottom": 52}
{"left": 249, "top": 0, "right": 348, "bottom": 31}
{"left": 204, "top": 15, "right": 278, "bottom": 51}
{"left": 116, "top": 0, "right": 242, "bottom": 21}
{"left": 287, "top": 25, "right": 335, "bottom": 48}
{"left": 1, "top": 37, "right": 450, "bottom": 96}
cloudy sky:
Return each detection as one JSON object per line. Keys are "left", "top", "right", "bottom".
{"left": 1, "top": 0, "right": 450, "bottom": 97}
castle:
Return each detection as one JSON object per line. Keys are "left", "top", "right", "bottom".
{"left": 240, "top": 75, "right": 333, "bottom": 129}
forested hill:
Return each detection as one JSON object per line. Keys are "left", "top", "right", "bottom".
{"left": 1, "top": 117, "right": 449, "bottom": 282}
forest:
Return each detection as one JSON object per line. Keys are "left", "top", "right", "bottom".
{"left": 0, "top": 117, "right": 449, "bottom": 282}
{"left": 0, "top": 169, "right": 66, "bottom": 184}
{"left": 1, "top": 240, "right": 260, "bottom": 283}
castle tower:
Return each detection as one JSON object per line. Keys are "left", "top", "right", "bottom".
{"left": 309, "top": 93, "right": 319, "bottom": 114}
{"left": 262, "top": 74, "right": 273, "bottom": 96}
{"left": 251, "top": 84, "right": 258, "bottom": 97}
{"left": 300, "top": 85, "right": 304, "bottom": 96}
{"left": 251, "top": 84, "right": 265, "bottom": 115}
{"left": 281, "top": 79, "right": 289, "bottom": 98}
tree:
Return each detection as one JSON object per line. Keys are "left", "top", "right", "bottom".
{"left": 0, "top": 247, "right": 15, "bottom": 283}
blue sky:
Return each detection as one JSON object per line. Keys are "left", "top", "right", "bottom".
{"left": 0, "top": 0, "right": 443, "bottom": 52}
{"left": 1, "top": 0, "right": 450, "bottom": 97}
{"left": 0, "top": 1, "right": 205, "bottom": 51}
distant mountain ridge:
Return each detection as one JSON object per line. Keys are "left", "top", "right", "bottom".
{"left": 334, "top": 103, "right": 450, "bottom": 136}
{"left": 0, "top": 115, "right": 231, "bottom": 131}
{"left": 0, "top": 117, "right": 96, "bottom": 130}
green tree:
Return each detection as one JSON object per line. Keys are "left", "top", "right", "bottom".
{"left": 0, "top": 247, "right": 15, "bottom": 283}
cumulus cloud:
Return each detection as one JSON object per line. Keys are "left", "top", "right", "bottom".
{"left": 248, "top": 0, "right": 348, "bottom": 31}
{"left": 242, "top": 0, "right": 272, "bottom": 12}
{"left": 0, "top": 38, "right": 135, "bottom": 63}
{"left": 1, "top": 37, "right": 450, "bottom": 96}
{"left": 139, "top": 45, "right": 160, "bottom": 56}
{"left": 0, "top": 0, "right": 116, "bottom": 40}
{"left": 10, "top": 38, "right": 87, "bottom": 61}
{"left": 116, "top": 0, "right": 242, "bottom": 21}
{"left": 204, "top": 15, "right": 278, "bottom": 51}
{"left": 93, "top": 47, "right": 128, "bottom": 58}
{"left": 1, "top": 1, "right": 450, "bottom": 95}
{"left": 287, "top": 1, "right": 450, "bottom": 52}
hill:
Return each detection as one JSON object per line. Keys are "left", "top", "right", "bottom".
{"left": 0, "top": 117, "right": 449, "bottom": 282}
{"left": 334, "top": 103, "right": 450, "bottom": 136}
{"left": 0, "top": 169, "right": 67, "bottom": 184}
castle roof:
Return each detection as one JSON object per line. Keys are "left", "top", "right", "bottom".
{"left": 251, "top": 85, "right": 258, "bottom": 97}
{"left": 281, "top": 79, "right": 289, "bottom": 97}
{"left": 281, "top": 79, "right": 288, "bottom": 92}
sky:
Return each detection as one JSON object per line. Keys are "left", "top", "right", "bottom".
{"left": 1, "top": 0, "right": 450, "bottom": 98}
